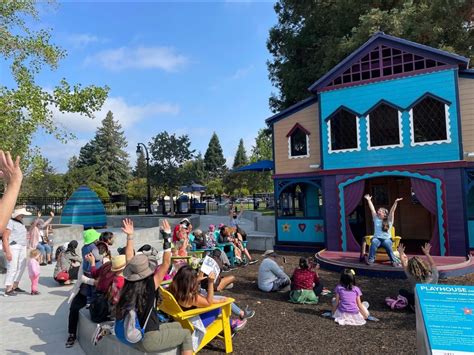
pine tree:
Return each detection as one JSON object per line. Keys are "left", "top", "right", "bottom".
{"left": 134, "top": 150, "right": 147, "bottom": 178}
{"left": 93, "top": 111, "right": 131, "bottom": 194}
{"left": 204, "top": 132, "right": 227, "bottom": 179}
{"left": 233, "top": 139, "right": 248, "bottom": 168}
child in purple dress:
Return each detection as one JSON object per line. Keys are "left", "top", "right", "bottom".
{"left": 331, "top": 269, "right": 369, "bottom": 325}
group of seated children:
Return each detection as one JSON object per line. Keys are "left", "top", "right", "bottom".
{"left": 64, "top": 218, "right": 255, "bottom": 351}
{"left": 257, "top": 241, "right": 438, "bottom": 326}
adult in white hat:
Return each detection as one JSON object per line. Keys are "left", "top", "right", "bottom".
{"left": 2, "top": 207, "right": 32, "bottom": 296}
{"left": 0, "top": 151, "right": 23, "bottom": 235}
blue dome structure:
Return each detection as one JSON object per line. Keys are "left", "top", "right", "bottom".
{"left": 61, "top": 186, "right": 107, "bottom": 228}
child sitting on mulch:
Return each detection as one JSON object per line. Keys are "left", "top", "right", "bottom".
{"left": 331, "top": 269, "right": 370, "bottom": 326}
{"left": 397, "top": 242, "right": 438, "bottom": 310}
{"left": 289, "top": 257, "right": 323, "bottom": 304}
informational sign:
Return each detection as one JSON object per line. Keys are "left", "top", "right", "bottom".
{"left": 416, "top": 284, "right": 474, "bottom": 355}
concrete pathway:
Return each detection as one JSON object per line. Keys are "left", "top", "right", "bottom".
{"left": 0, "top": 214, "right": 256, "bottom": 354}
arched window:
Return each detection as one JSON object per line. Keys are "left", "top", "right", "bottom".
{"left": 328, "top": 108, "right": 359, "bottom": 152}
{"left": 410, "top": 95, "right": 450, "bottom": 145}
{"left": 286, "top": 123, "right": 310, "bottom": 158}
{"left": 367, "top": 103, "right": 402, "bottom": 149}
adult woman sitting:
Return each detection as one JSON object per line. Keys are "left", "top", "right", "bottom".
{"left": 53, "top": 240, "right": 81, "bottom": 285}
{"left": 115, "top": 218, "right": 193, "bottom": 354}
{"left": 364, "top": 194, "right": 402, "bottom": 266}
{"left": 33, "top": 211, "right": 55, "bottom": 265}
{"left": 169, "top": 265, "right": 249, "bottom": 330}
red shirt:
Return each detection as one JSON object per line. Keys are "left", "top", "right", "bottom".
{"left": 291, "top": 268, "right": 319, "bottom": 290}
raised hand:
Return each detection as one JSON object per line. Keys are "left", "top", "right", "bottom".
{"left": 208, "top": 271, "right": 216, "bottom": 281}
{"left": 161, "top": 219, "right": 171, "bottom": 234}
{"left": 421, "top": 243, "right": 432, "bottom": 255}
{"left": 397, "top": 243, "right": 405, "bottom": 255}
{"left": 50, "top": 211, "right": 55, "bottom": 217}
{"left": 85, "top": 252, "right": 95, "bottom": 263}
{"left": 395, "top": 198, "right": 403, "bottom": 203}
{"left": 121, "top": 218, "right": 134, "bottom": 236}
{"left": 197, "top": 271, "right": 207, "bottom": 282}
{"left": 37, "top": 211, "right": 42, "bottom": 218}
{"left": 364, "top": 194, "right": 372, "bottom": 200}
{"left": 0, "top": 151, "right": 22, "bottom": 186}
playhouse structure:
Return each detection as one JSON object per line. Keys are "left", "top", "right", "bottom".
{"left": 266, "top": 33, "right": 474, "bottom": 264}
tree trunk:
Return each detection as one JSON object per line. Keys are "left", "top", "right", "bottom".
{"left": 169, "top": 190, "right": 175, "bottom": 216}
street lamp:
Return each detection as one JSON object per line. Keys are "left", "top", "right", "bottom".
{"left": 136, "top": 143, "right": 152, "bottom": 215}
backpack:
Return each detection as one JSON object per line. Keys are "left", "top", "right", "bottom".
{"left": 115, "top": 300, "right": 155, "bottom": 345}
{"left": 89, "top": 292, "right": 110, "bottom": 323}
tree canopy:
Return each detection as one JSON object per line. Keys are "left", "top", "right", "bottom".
{"left": 204, "top": 132, "right": 227, "bottom": 179}
{"left": 267, "top": 0, "right": 473, "bottom": 112}
{"left": 0, "top": 0, "right": 109, "bottom": 165}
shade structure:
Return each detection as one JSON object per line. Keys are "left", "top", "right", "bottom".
{"left": 234, "top": 160, "right": 274, "bottom": 172}
{"left": 61, "top": 186, "right": 107, "bottom": 228}
{"left": 180, "top": 182, "right": 206, "bottom": 193}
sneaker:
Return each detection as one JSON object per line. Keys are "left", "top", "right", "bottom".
{"left": 392, "top": 262, "right": 401, "bottom": 268}
{"left": 320, "top": 288, "right": 332, "bottom": 296}
{"left": 48, "top": 261, "right": 52, "bottom": 264}
{"left": 367, "top": 315, "right": 380, "bottom": 322}
{"left": 231, "top": 318, "right": 247, "bottom": 332}
{"left": 224, "top": 283, "right": 234, "bottom": 290}
{"left": 65, "top": 335, "right": 76, "bottom": 348}
{"left": 4, "top": 289, "right": 17, "bottom": 297}
{"left": 241, "top": 306, "right": 255, "bottom": 319}
{"left": 365, "top": 257, "right": 374, "bottom": 266}
{"left": 321, "top": 311, "right": 334, "bottom": 318}
{"left": 14, "top": 287, "right": 27, "bottom": 293}
{"left": 31, "top": 291, "right": 40, "bottom": 295}
{"left": 40, "top": 262, "right": 47, "bottom": 266}
{"left": 248, "top": 259, "right": 258, "bottom": 265}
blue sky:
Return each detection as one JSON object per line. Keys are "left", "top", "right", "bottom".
{"left": 22, "top": 1, "right": 278, "bottom": 172}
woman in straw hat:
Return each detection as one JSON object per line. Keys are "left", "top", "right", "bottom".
{"left": 115, "top": 218, "right": 193, "bottom": 354}
{"left": 2, "top": 207, "right": 32, "bottom": 296}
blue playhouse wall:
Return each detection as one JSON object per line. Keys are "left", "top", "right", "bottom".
{"left": 61, "top": 186, "right": 107, "bottom": 228}
{"left": 468, "top": 186, "right": 474, "bottom": 249}
{"left": 320, "top": 69, "right": 461, "bottom": 170}
{"left": 277, "top": 219, "right": 325, "bottom": 244}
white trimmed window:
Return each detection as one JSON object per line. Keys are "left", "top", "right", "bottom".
{"left": 367, "top": 103, "right": 403, "bottom": 150}
{"left": 409, "top": 95, "right": 451, "bottom": 146}
{"left": 328, "top": 109, "right": 360, "bottom": 153}
{"left": 287, "top": 123, "right": 310, "bottom": 159}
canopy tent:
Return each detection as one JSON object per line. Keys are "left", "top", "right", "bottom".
{"left": 233, "top": 160, "right": 274, "bottom": 172}
{"left": 180, "top": 182, "right": 206, "bottom": 193}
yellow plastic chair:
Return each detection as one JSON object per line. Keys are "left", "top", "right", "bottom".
{"left": 362, "top": 227, "right": 401, "bottom": 261}
{"left": 158, "top": 286, "right": 234, "bottom": 354}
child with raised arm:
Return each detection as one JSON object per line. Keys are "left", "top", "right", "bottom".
{"left": 364, "top": 194, "right": 402, "bottom": 266}
{"left": 332, "top": 269, "right": 370, "bottom": 326}
{"left": 397, "top": 242, "right": 438, "bottom": 309}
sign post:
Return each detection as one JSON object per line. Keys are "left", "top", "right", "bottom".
{"left": 416, "top": 284, "right": 474, "bottom": 354}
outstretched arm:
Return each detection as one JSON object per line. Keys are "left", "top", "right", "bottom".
{"left": 364, "top": 195, "right": 377, "bottom": 218}
{"left": 397, "top": 243, "right": 409, "bottom": 271}
{"left": 388, "top": 198, "right": 403, "bottom": 224}
{"left": 0, "top": 151, "right": 23, "bottom": 235}
{"left": 122, "top": 218, "right": 135, "bottom": 262}
{"left": 421, "top": 243, "right": 436, "bottom": 268}
{"left": 43, "top": 211, "right": 55, "bottom": 228}
{"left": 153, "top": 219, "right": 172, "bottom": 289}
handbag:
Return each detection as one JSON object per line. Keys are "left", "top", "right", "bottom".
{"left": 56, "top": 270, "right": 70, "bottom": 282}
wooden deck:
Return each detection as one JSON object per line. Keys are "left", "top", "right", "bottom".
{"left": 315, "top": 249, "right": 474, "bottom": 278}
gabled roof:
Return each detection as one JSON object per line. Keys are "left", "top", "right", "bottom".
{"left": 406, "top": 92, "right": 451, "bottom": 109}
{"left": 324, "top": 106, "right": 360, "bottom": 122}
{"left": 308, "top": 32, "right": 469, "bottom": 93}
{"left": 361, "top": 99, "right": 404, "bottom": 117}
{"left": 265, "top": 96, "right": 318, "bottom": 125}
{"left": 286, "top": 123, "right": 311, "bottom": 137}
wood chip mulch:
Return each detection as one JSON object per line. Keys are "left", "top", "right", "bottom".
{"left": 201, "top": 252, "right": 474, "bottom": 354}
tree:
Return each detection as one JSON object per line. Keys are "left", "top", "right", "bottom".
{"left": 0, "top": 0, "right": 108, "bottom": 165}
{"left": 181, "top": 153, "right": 206, "bottom": 185}
{"left": 248, "top": 128, "right": 274, "bottom": 193}
{"left": 232, "top": 139, "right": 249, "bottom": 168}
{"left": 204, "top": 133, "right": 227, "bottom": 179}
{"left": 76, "top": 141, "right": 98, "bottom": 168}
{"left": 21, "top": 156, "right": 65, "bottom": 198}
{"left": 149, "top": 131, "right": 195, "bottom": 214}
{"left": 133, "top": 150, "right": 147, "bottom": 178}
{"left": 93, "top": 111, "right": 130, "bottom": 194}
{"left": 267, "top": 0, "right": 473, "bottom": 112}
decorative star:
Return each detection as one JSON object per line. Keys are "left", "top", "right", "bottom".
{"left": 463, "top": 308, "right": 473, "bottom": 315}
{"left": 315, "top": 224, "right": 324, "bottom": 232}
{"left": 282, "top": 223, "right": 291, "bottom": 232}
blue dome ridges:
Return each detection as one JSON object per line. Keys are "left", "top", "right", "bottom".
{"left": 61, "top": 185, "right": 107, "bottom": 228}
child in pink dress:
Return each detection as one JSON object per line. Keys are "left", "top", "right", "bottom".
{"left": 28, "top": 249, "right": 41, "bottom": 295}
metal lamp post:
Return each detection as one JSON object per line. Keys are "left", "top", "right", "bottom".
{"left": 136, "top": 143, "right": 152, "bottom": 215}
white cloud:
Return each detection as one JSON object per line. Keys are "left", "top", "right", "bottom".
{"left": 85, "top": 46, "right": 189, "bottom": 71}
{"left": 52, "top": 96, "right": 180, "bottom": 133}
{"left": 65, "top": 33, "right": 103, "bottom": 48}
{"left": 230, "top": 65, "right": 254, "bottom": 80}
